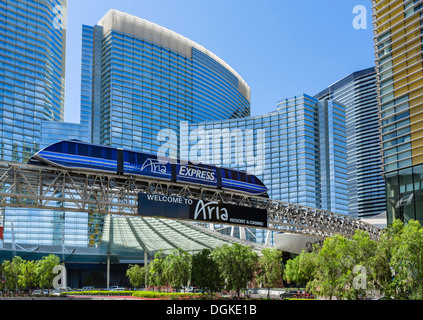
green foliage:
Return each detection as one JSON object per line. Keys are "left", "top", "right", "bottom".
{"left": 211, "top": 243, "right": 258, "bottom": 297}
{"left": 127, "top": 264, "right": 147, "bottom": 288}
{"left": 148, "top": 250, "right": 167, "bottom": 287}
{"left": 18, "top": 260, "right": 38, "bottom": 291}
{"left": 163, "top": 248, "right": 192, "bottom": 290}
{"left": 2, "top": 256, "right": 24, "bottom": 292}
{"left": 285, "top": 219, "right": 423, "bottom": 300}
{"left": 36, "top": 254, "right": 61, "bottom": 290}
{"left": 132, "top": 291, "right": 200, "bottom": 299}
{"left": 128, "top": 244, "right": 259, "bottom": 298}
{"left": 284, "top": 250, "right": 317, "bottom": 287}
{"left": 387, "top": 219, "right": 423, "bottom": 299}
{"left": 256, "top": 248, "right": 283, "bottom": 298}
{"left": 191, "top": 249, "right": 223, "bottom": 294}
{"left": 0, "top": 254, "right": 62, "bottom": 294}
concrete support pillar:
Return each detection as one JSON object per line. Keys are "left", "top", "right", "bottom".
{"left": 107, "top": 252, "right": 110, "bottom": 289}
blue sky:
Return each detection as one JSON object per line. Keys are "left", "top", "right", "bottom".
{"left": 64, "top": 0, "right": 375, "bottom": 123}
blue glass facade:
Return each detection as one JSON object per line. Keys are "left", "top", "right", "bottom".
{"left": 0, "top": 0, "right": 92, "bottom": 249}
{"left": 0, "top": 0, "right": 67, "bottom": 163}
{"left": 315, "top": 68, "right": 386, "bottom": 219}
{"left": 185, "top": 94, "right": 348, "bottom": 243}
{"left": 81, "top": 10, "right": 251, "bottom": 155}
{"left": 192, "top": 48, "right": 250, "bottom": 122}
{"left": 1, "top": 9, "right": 252, "bottom": 249}
{"left": 98, "top": 29, "right": 194, "bottom": 152}
{"left": 187, "top": 94, "right": 348, "bottom": 214}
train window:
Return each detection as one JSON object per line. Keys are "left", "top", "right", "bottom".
{"left": 66, "top": 142, "right": 77, "bottom": 155}
{"left": 104, "top": 148, "right": 113, "bottom": 160}
{"left": 126, "top": 152, "right": 136, "bottom": 164}
{"left": 247, "top": 175, "right": 254, "bottom": 184}
{"left": 78, "top": 144, "right": 89, "bottom": 157}
{"left": 48, "top": 143, "right": 61, "bottom": 153}
{"left": 136, "top": 153, "right": 146, "bottom": 166}
{"left": 92, "top": 146, "right": 102, "bottom": 158}
{"left": 220, "top": 169, "right": 226, "bottom": 179}
{"left": 102, "top": 148, "right": 118, "bottom": 161}
{"left": 239, "top": 172, "right": 247, "bottom": 182}
{"left": 231, "top": 171, "right": 238, "bottom": 180}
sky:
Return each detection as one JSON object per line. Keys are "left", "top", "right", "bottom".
{"left": 63, "top": 0, "right": 375, "bottom": 123}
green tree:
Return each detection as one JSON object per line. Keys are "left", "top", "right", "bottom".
{"left": 148, "top": 251, "right": 167, "bottom": 289}
{"left": 36, "top": 254, "right": 61, "bottom": 292}
{"left": 307, "top": 235, "right": 349, "bottom": 300}
{"left": 18, "top": 260, "right": 38, "bottom": 292}
{"left": 163, "top": 248, "right": 191, "bottom": 291}
{"left": 373, "top": 221, "right": 399, "bottom": 298}
{"left": 191, "top": 248, "right": 223, "bottom": 296}
{"left": 284, "top": 249, "right": 317, "bottom": 287}
{"left": 389, "top": 219, "right": 423, "bottom": 300}
{"left": 2, "top": 256, "right": 23, "bottom": 294}
{"left": 127, "top": 264, "right": 148, "bottom": 289}
{"left": 0, "top": 263, "right": 4, "bottom": 294}
{"left": 212, "top": 243, "right": 258, "bottom": 297}
{"left": 256, "top": 248, "right": 283, "bottom": 298}
{"left": 337, "top": 230, "right": 378, "bottom": 300}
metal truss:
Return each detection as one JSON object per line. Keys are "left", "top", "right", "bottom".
{"left": 0, "top": 161, "right": 381, "bottom": 241}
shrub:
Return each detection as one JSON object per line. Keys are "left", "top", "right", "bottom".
{"left": 132, "top": 291, "right": 201, "bottom": 299}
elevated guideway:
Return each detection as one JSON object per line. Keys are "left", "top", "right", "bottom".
{"left": 0, "top": 161, "right": 382, "bottom": 253}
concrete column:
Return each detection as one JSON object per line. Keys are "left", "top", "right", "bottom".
{"left": 107, "top": 252, "right": 110, "bottom": 289}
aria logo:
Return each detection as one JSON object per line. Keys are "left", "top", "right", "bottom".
{"left": 141, "top": 158, "right": 167, "bottom": 174}
{"left": 194, "top": 200, "right": 229, "bottom": 222}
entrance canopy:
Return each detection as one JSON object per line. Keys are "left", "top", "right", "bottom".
{"left": 0, "top": 216, "right": 267, "bottom": 264}
{"left": 101, "top": 215, "right": 267, "bottom": 259}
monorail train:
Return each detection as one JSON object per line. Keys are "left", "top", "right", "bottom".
{"left": 29, "top": 140, "right": 269, "bottom": 197}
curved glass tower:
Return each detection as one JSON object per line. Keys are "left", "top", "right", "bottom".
{"left": 1, "top": 9, "right": 252, "bottom": 251}
{"left": 82, "top": 10, "right": 251, "bottom": 153}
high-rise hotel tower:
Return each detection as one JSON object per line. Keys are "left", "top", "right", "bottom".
{"left": 372, "top": 0, "right": 423, "bottom": 224}
{"left": 81, "top": 9, "right": 251, "bottom": 154}
{"left": 315, "top": 68, "right": 386, "bottom": 219}
{"left": 0, "top": 0, "right": 67, "bottom": 163}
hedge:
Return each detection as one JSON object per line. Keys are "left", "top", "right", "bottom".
{"left": 132, "top": 291, "right": 201, "bottom": 299}
{"left": 62, "top": 290, "right": 202, "bottom": 299}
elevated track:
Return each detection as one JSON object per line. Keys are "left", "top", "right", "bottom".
{"left": 0, "top": 161, "right": 381, "bottom": 242}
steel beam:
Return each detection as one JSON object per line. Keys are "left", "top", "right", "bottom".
{"left": 0, "top": 162, "right": 382, "bottom": 241}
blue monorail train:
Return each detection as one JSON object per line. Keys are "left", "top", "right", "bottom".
{"left": 29, "top": 140, "right": 269, "bottom": 197}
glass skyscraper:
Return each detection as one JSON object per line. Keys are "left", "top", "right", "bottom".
{"left": 315, "top": 67, "right": 386, "bottom": 219}
{"left": 0, "top": 0, "right": 67, "bottom": 163}
{"left": 0, "top": 5, "right": 354, "bottom": 286}
{"left": 0, "top": 0, "right": 78, "bottom": 249}
{"left": 1, "top": 9, "right": 253, "bottom": 249}
{"left": 186, "top": 94, "right": 348, "bottom": 215}
{"left": 82, "top": 9, "right": 251, "bottom": 154}
{"left": 372, "top": 0, "right": 423, "bottom": 225}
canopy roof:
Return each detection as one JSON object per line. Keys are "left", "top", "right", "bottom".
{"left": 0, "top": 216, "right": 267, "bottom": 263}
{"left": 101, "top": 215, "right": 267, "bottom": 257}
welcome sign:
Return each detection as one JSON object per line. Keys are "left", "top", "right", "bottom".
{"left": 138, "top": 193, "right": 268, "bottom": 228}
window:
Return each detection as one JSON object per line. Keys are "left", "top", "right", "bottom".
{"left": 78, "top": 144, "right": 89, "bottom": 156}
{"left": 239, "top": 172, "right": 247, "bottom": 182}
{"left": 66, "top": 142, "right": 77, "bottom": 155}
{"left": 92, "top": 146, "right": 102, "bottom": 158}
